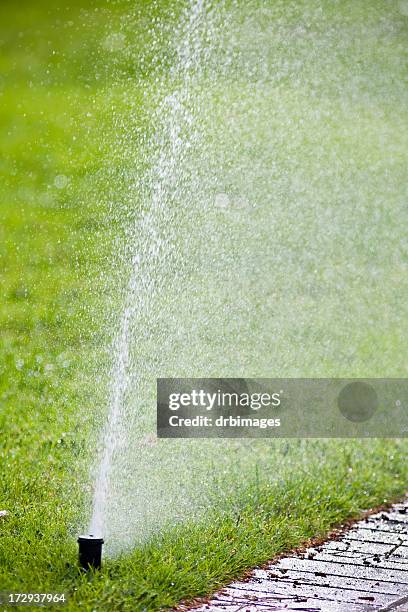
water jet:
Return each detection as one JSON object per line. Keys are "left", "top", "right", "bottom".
{"left": 77, "top": 535, "right": 104, "bottom": 570}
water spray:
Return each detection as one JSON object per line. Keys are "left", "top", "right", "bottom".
{"left": 77, "top": 535, "right": 104, "bottom": 570}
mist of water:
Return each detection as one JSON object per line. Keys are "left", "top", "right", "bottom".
{"left": 89, "top": 0, "right": 227, "bottom": 541}
{"left": 87, "top": 0, "right": 408, "bottom": 552}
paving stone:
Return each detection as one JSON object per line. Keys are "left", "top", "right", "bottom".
{"left": 344, "top": 530, "right": 407, "bottom": 546}
{"left": 186, "top": 499, "right": 408, "bottom": 612}
{"left": 193, "top": 593, "right": 376, "bottom": 611}
{"left": 275, "top": 557, "right": 408, "bottom": 586}
{"left": 379, "top": 594, "right": 408, "bottom": 611}
{"left": 225, "top": 581, "right": 394, "bottom": 605}
{"left": 311, "top": 552, "right": 408, "bottom": 572}
{"left": 360, "top": 522, "right": 408, "bottom": 535}
{"left": 248, "top": 569, "right": 404, "bottom": 595}
{"left": 322, "top": 540, "right": 404, "bottom": 555}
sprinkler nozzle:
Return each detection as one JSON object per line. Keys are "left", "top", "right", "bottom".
{"left": 77, "top": 534, "right": 104, "bottom": 570}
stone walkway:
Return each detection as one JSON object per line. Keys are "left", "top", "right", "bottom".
{"left": 189, "top": 499, "right": 408, "bottom": 612}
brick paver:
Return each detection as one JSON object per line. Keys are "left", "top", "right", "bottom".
{"left": 188, "top": 500, "right": 408, "bottom": 611}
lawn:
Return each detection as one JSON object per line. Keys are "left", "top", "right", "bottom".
{"left": 0, "top": 0, "right": 407, "bottom": 610}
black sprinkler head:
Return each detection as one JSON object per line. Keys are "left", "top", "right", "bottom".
{"left": 77, "top": 534, "right": 104, "bottom": 570}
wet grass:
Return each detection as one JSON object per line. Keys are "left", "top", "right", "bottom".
{"left": 0, "top": 0, "right": 407, "bottom": 610}
{"left": 1, "top": 439, "right": 407, "bottom": 611}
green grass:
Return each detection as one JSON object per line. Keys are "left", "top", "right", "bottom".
{"left": 1, "top": 440, "right": 407, "bottom": 610}
{"left": 0, "top": 0, "right": 407, "bottom": 610}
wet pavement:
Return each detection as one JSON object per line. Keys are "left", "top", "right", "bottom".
{"left": 188, "top": 500, "right": 408, "bottom": 611}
